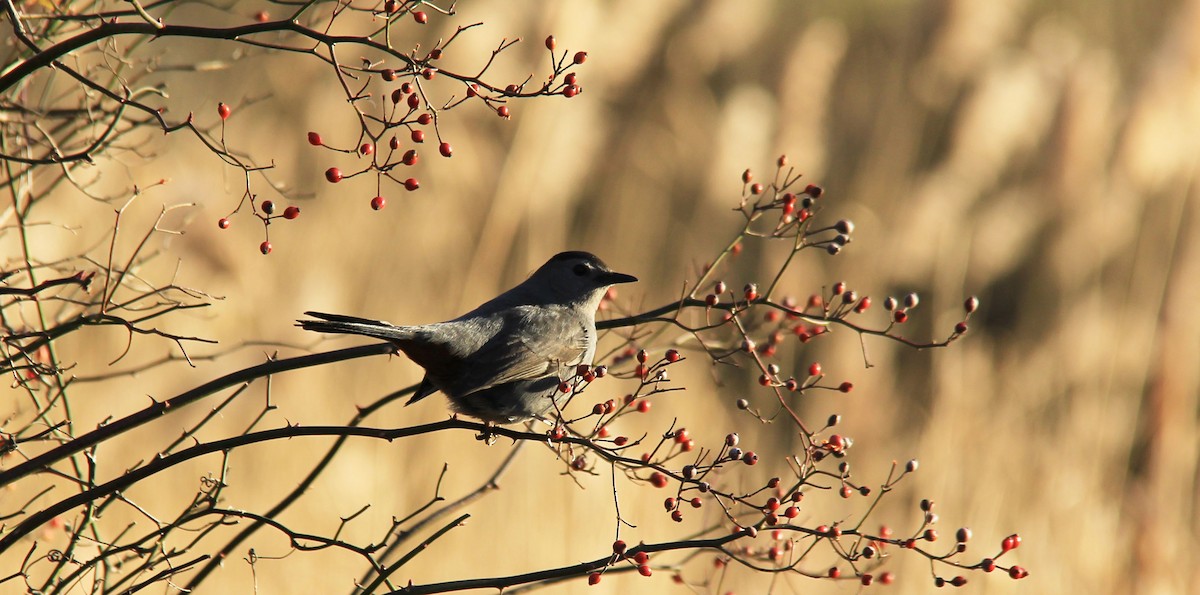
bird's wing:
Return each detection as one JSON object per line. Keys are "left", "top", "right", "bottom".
{"left": 457, "top": 305, "right": 591, "bottom": 394}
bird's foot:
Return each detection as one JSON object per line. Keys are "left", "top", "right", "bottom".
{"left": 475, "top": 422, "right": 499, "bottom": 445}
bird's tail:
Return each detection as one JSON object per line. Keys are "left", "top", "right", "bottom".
{"left": 296, "top": 311, "right": 415, "bottom": 342}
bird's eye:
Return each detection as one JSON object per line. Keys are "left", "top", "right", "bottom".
{"left": 572, "top": 263, "right": 590, "bottom": 277}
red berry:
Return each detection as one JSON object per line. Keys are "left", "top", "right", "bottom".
{"left": 612, "top": 540, "right": 627, "bottom": 555}
{"left": 497, "top": 105, "right": 510, "bottom": 118}
{"left": 381, "top": 69, "right": 396, "bottom": 81}
{"left": 808, "top": 362, "right": 822, "bottom": 376}
{"left": 955, "top": 322, "right": 968, "bottom": 334}
{"left": 564, "top": 84, "right": 580, "bottom": 97}
{"left": 750, "top": 183, "right": 764, "bottom": 195}
{"left": 259, "top": 241, "right": 272, "bottom": 255}
{"left": 283, "top": 206, "right": 300, "bottom": 220}
{"left": 1008, "top": 565, "right": 1028, "bottom": 579}
{"left": 828, "top": 567, "right": 840, "bottom": 578}
{"left": 403, "top": 178, "right": 420, "bottom": 191}
{"left": 360, "top": 143, "right": 374, "bottom": 155}
{"left": 950, "top": 576, "right": 967, "bottom": 587}
{"left": 861, "top": 574, "right": 873, "bottom": 586}
{"left": 325, "top": 168, "right": 343, "bottom": 183}
{"left": 634, "top": 551, "right": 649, "bottom": 564}
{"left": 217, "top": 102, "right": 231, "bottom": 120}
{"left": 439, "top": 142, "right": 452, "bottom": 157}
{"left": 384, "top": 0, "right": 398, "bottom": 13}
{"left": 665, "top": 349, "right": 680, "bottom": 363}
{"left": 964, "top": 296, "right": 980, "bottom": 313}
{"left": 741, "top": 451, "right": 758, "bottom": 465}
{"left": 307, "top": 131, "right": 322, "bottom": 146}
{"left": 636, "top": 400, "right": 650, "bottom": 413}
{"left": 893, "top": 310, "right": 908, "bottom": 323}
{"left": 828, "top": 434, "right": 845, "bottom": 450}
{"left": 880, "top": 572, "right": 894, "bottom": 585}
{"left": 407, "top": 93, "right": 421, "bottom": 109}
{"left": 690, "top": 497, "right": 702, "bottom": 508}
{"left": 413, "top": 10, "right": 428, "bottom": 23}
{"left": 587, "top": 573, "right": 600, "bottom": 586}
{"left": 421, "top": 67, "right": 435, "bottom": 80}
{"left": 417, "top": 113, "right": 433, "bottom": 125}
{"left": 217, "top": 217, "right": 231, "bottom": 229}
{"left": 411, "top": 129, "right": 425, "bottom": 143}
{"left": 924, "top": 529, "right": 938, "bottom": 542}
{"left": 573, "top": 51, "right": 588, "bottom": 64}
{"left": 838, "top": 381, "right": 853, "bottom": 393}
{"left": 671, "top": 509, "right": 683, "bottom": 522}
{"left": 637, "top": 565, "right": 652, "bottom": 577}
{"left": 1001, "top": 533, "right": 1021, "bottom": 552}
{"left": 545, "top": 35, "right": 556, "bottom": 50}
{"left": 784, "top": 506, "right": 799, "bottom": 518}
{"left": 390, "top": 136, "right": 401, "bottom": 151}
{"left": 649, "top": 472, "right": 668, "bottom": 488}
{"left": 254, "top": 10, "right": 269, "bottom": 22}
{"left": 402, "top": 149, "right": 418, "bottom": 165}
{"left": 370, "top": 196, "right": 386, "bottom": 210}
{"left": 261, "top": 200, "right": 275, "bottom": 215}
{"left": 744, "top": 283, "right": 758, "bottom": 301}
{"left": 956, "top": 527, "right": 972, "bottom": 543}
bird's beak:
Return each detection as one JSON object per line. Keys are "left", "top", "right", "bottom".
{"left": 601, "top": 271, "right": 638, "bottom": 285}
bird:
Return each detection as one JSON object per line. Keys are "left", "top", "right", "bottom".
{"left": 297, "top": 251, "right": 637, "bottom": 424}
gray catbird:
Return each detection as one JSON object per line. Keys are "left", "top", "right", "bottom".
{"left": 298, "top": 251, "right": 637, "bottom": 424}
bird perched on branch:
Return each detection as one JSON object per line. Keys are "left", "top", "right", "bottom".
{"left": 298, "top": 251, "right": 637, "bottom": 424}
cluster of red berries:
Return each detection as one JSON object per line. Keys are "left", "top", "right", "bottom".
{"left": 307, "top": 129, "right": 425, "bottom": 212}
{"left": 586, "top": 540, "right": 652, "bottom": 585}
{"left": 210, "top": 118, "right": 302, "bottom": 258}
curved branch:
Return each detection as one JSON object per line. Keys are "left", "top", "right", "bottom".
{"left": 0, "top": 342, "right": 396, "bottom": 488}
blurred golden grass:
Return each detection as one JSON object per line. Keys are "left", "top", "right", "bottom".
{"left": 6, "top": 0, "right": 1199, "bottom": 593}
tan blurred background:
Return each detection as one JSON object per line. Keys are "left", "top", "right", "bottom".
{"left": 10, "top": 0, "right": 1200, "bottom": 593}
